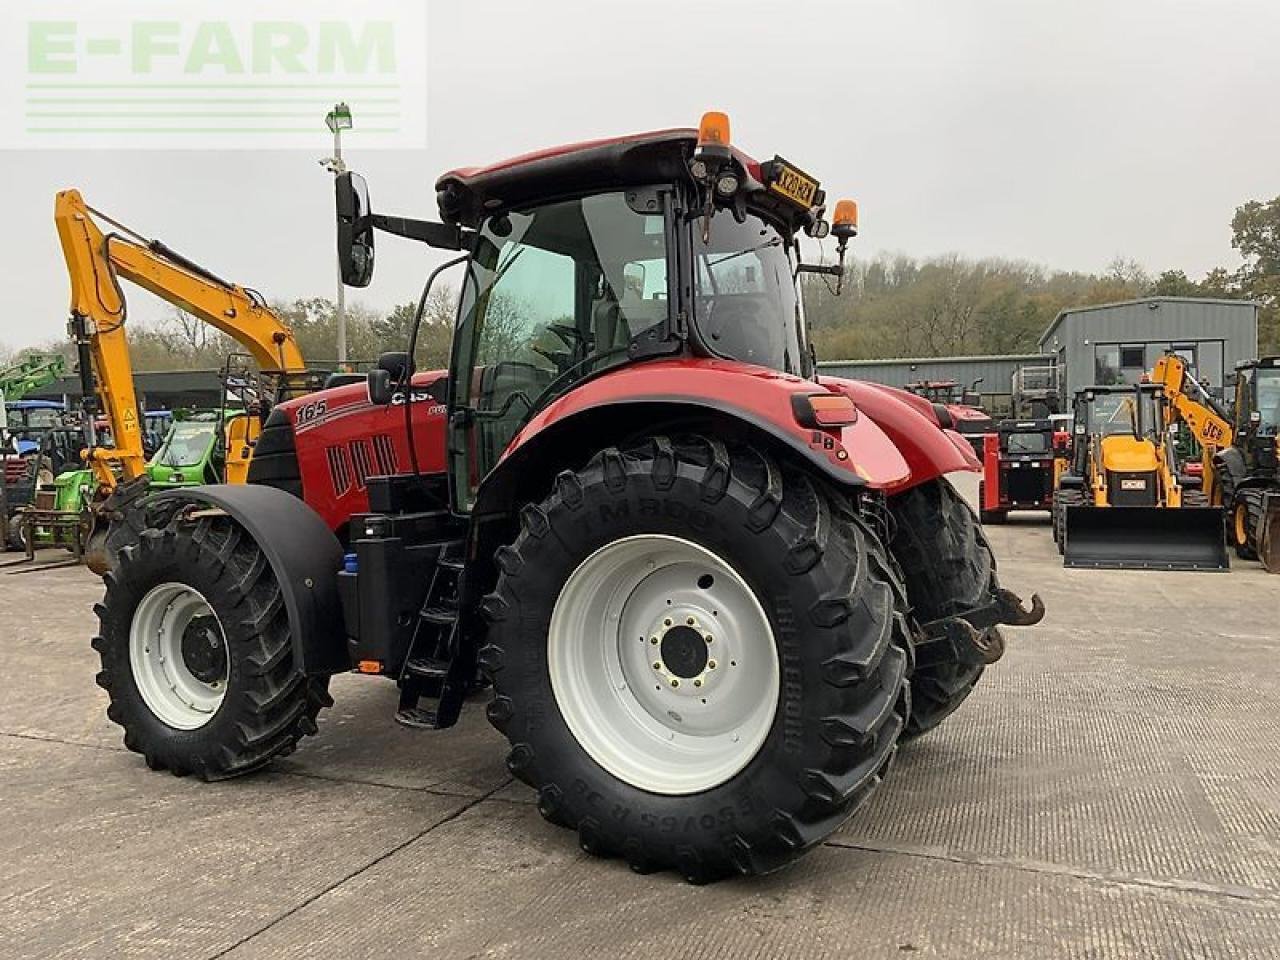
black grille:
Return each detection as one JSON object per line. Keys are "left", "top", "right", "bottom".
{"left": 326, "top": 446, "right": 353, "bottom": 498}
{"left": 349, "top": 440, "right": 374, "bottom": 490}
{"left": 372, "top": 434, "right": 398, "bottom": 475}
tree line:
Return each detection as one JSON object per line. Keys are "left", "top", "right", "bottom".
{"left": 804, "top": 195, "right": 1279, "bottom": 361}
{"left": 4, "top": 195, "right": 1276, "bottom": 374}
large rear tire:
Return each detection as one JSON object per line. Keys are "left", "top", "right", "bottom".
{"left": 887, "top": 477, "right": 997, "bottom": 737}
{"left": 93, "top": 513, "right": 332, "bottom": 778}
{"left": 481, "top": 436, "right": 911, "bottom": 882}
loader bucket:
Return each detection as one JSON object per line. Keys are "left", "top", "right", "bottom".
{"left": 1260, "top": 493, "right": 1280, "bottom": 574}
{"left": 1063, "top": 505, "right": 1229, "bottom": 571}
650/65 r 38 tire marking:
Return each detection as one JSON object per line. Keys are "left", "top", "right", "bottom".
{"left": 480, "top": 434, "right": 911, "bottom": 882}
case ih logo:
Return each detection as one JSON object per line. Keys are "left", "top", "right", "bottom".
{"left": 0, "top": 0, "right": 426, "bottom": 149}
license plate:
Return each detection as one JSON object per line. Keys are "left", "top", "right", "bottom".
{"left": 1121, "top": 478, "right": 1147, "bottom": 491}
{"left": 768, "top": 159, "right": 818, "bottom": 209}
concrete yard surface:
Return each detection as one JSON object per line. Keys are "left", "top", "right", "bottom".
{"left": 1, "top": 472, "right": 1278, "bottom": 959}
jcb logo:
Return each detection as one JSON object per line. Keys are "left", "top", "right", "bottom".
{"left": 1204, "top": 422, "right": 1225, "bottom": 443}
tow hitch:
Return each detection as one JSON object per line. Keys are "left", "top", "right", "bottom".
{"left": 918, "top": 588, "right": 1045, "bottom": 666}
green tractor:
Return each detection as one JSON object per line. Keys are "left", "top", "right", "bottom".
{"left": 28, "top": 408, "right": 249, "bottom": 553}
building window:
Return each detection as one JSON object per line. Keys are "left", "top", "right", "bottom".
{"left": 1120, "top": 345, "right": 1146, "bottom": 370}
{"left": 1094, "top": 344, "right": 1122, "bottom": 385}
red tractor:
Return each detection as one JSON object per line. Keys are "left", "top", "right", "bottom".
{"left": 88, "top": 114, "right": 1043, "bottom": 882}
{"left": 905, "top": 379, "right": 994, "bottom": 458}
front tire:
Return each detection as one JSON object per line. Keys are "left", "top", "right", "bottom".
{"left": 93, "top": 513, "right": 332, "bottom": 778}
{"left": 887, "top": 477, "right": 998, "bottom": 737}
{"left": 481, "top": 436, "right": 911, "bottom": 881}
{"left": 1231, "top": 489, "right": 1265, "bottom": 560}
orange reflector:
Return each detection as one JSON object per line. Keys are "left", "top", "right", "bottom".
{"left": 357, "top": 660, "right": 382, "bottom": 675}
{"left": 833, "top": 199, "right": 858, "bottom": 229}
{"left": 793, "top": 393, "right": 858, "bottom": 428}
{"left": 697, "top": 111, "right": 731, "bottom": 149}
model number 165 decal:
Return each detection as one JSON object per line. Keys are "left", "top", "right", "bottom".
{"left": 294, "top": 398, "right": 328, "bottom": 428}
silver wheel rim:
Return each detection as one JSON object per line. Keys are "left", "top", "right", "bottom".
{"left": 128, "top": 582, "right": 228, "bottom": 730}
{"left": 548, "top": 534, "right": 779, "bottom": 795}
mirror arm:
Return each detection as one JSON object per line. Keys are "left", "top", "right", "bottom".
{"left": 796, "top": 263, "right": 842, "bottom": 277}
{"left": 368, "top": 213, "right": 474, "bottom": 252}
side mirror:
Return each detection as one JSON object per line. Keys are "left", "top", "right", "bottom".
{"left": 367, "top": 369, "right": 394, "bottom": 406}
{"left": 376, "top": 351, "right": 409, "bottom": 381}
{"left": 336, "top": 171, "right": 375, "bottom": 288}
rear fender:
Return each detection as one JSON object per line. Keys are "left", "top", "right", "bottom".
{"left": 148, "top": 484, "right": 348, "bottom": 676}
{"left": 472, "top": 359, "right": 912, "bottom": 517}
{"left": 821, "top": 377, "right": 981, "bottom": 492}
{"left": 510, "top": 360, "right": 910, "bottom": 484}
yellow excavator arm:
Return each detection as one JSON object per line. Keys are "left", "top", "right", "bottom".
{"left": 54, "top": 188, "right": 306, "bottom": 491}
{"left": 1149, "top": 353, "right": 1234, "bottom": 503}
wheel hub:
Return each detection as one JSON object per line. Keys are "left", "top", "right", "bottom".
{"left": 128, "top": 582, "right": 228, "bottom": 730}
{"left": 181, "top": 615, "right": 227, "bottom": 685}
{"left": 548, "top": 535, "right": 779, "bottom": 795}
{"left": 658, "top": 623, "right": 710, "bottom": 679}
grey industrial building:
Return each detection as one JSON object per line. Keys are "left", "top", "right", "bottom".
{"left": 1038, "top": 297, "right": 1258, "bottom": 401}
{"left": 820, "top": 297, "right": 1259, "bottom": 415}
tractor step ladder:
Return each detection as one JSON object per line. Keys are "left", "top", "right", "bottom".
{"left": 395, "top": 540, "right": 469, "bottom": 730}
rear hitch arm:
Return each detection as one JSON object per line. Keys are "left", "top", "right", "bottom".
{"left": 917, "top": 588, "right": 1046, "bottom": 667}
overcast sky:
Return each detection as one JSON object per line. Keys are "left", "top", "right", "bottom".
{"left": 3, "top": 0, "right": 1278, "bottom": 352}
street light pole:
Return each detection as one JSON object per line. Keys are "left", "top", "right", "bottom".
{"left": 322, "top": 102, "right": 354, "bottom": 368}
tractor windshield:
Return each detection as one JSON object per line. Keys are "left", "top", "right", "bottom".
{"left": 152, "top": 421, "right": 216, "bottom": 468}
{"left": 1088, "top": 390, "right": 1158, "bottom": 438}
{"left": 692, "top": 211, "right": 809, "bottom": 377}
{"left": 1256, "top": 369, "right": 1280, "bottom": 435}
{"left": 451, "top": 190, "right": 671, "bottom": 506}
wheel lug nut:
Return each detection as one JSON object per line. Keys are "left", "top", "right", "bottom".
{"left": 652, "top": 661, "right": 661, "bottom": 670}
{"left": 704, "top": 634, "right": 713, "bottom": 644}
{"left": 670, "top": 679, "right": 679, "bottom": 688}
{"left": 686, "top": 617, "right": 695, "bottom": 626}
{"left": 693, "top": 679, "right": 702, "bottom": 687}
{"left": 664, "top": 618, "right": 672, "bottom": 627}
{"left": 708, "top": 660, "right": 717, "bottom": 669}
{"left": 650, "top": 636, "right": 659, "bottom": 644}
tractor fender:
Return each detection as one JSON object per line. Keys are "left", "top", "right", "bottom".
{"left": 472, "top": 359, "right": 912, "bottom": 517}
{"left": 148, "top": 484, "right": 347, "bottom": 676}
{"left": 820, "top": 377, "right": 981, "bottom": 491}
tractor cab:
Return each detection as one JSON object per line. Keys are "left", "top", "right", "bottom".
{"left": 1232, "top": 357, "right": 1280, "bottom": 460}
{"left": 906, "top": 379, "right": 982, "bottom": 408}
{"left": 338, "top": 115, "right": 862, "bottom": 517}
{"left": 904, "top": 381, "right": 992, "bottom": 458}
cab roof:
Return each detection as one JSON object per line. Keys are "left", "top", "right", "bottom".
{"left": 435, "top": 127, "right": 766, "bottom": 227}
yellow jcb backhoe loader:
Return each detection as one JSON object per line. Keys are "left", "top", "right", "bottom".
{"left": 1151, "top": 351, "right": 1280, "bottom": 571}
{"left": 54, "top": 189, "right": 318, "bottom": 572}
{"left": 1053, "top": 383, "right": 1228, "bottom": 570}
